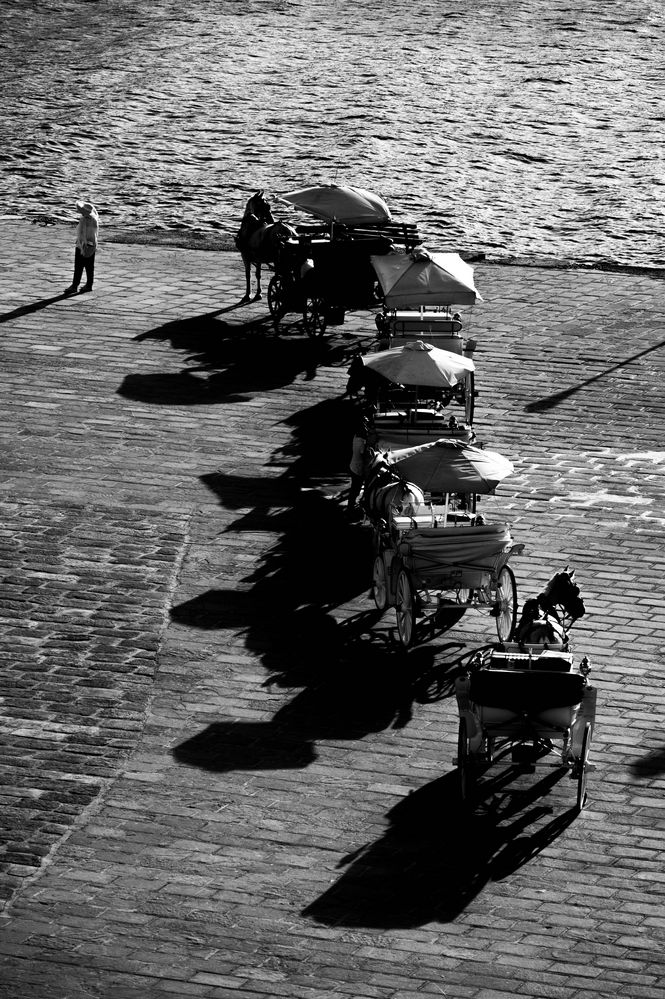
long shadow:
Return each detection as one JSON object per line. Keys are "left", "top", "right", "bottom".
{"left": 171, "top": 619, "right": 450, "bottom": 773}
{"left": 526, "top": 336, "right": 665, "bottom": 412}
{"left": 302, "top": 769, "right": 578, "bottom": 927}
{"left": 0, "top": 293, "right": 67, "bottom": 322}
{"left": 173, "top": 720, "right": 318, "bottom": 772}
{"left": 120, "top": 311, "right": 358, "bottom": 405}
{"left": 191, "top": 489, "right": 373, "bottom": 633}
{"left": 271, "top": 396, "right": 359, "bottom": 481}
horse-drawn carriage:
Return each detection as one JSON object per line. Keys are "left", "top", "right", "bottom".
{"left": 362, "top": 443, "right": 523, "bottom": 648}
{"left": 345, "top": 249, "right": 482, "bottom": 450}
{"left": 454, "top": 569, "right": 595, "bottom": 812}
{"left": 267, "top": 226, "right": 405, "bottom": 337}
{"left": 235, "top": 186, "right": 422, "bottom": 336}
{"left": 348, "top": 338, "right": 477, "bottom": 450}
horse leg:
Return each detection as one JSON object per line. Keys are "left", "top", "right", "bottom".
{"left": 253, "top": 262, "right": 262, "bottom": 301}
{"left": 239, "top": 254, "right": 252, "bottom": 303}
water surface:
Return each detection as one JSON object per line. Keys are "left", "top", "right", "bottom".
{"left": 1, "top": 0, "right": 663, "bottom": 266}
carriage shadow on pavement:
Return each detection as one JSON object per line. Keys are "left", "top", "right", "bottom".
{"left": 170, "top": 612, "right": 444, "bottom": 773}
{"left": 171, "top": 396, "right": 488, "bottom": 772}
{"left": 303, "top": 769, "right": 578, "bottom": 927}
{"left": 117, "top": 313, "right": 358, "bottom": 405}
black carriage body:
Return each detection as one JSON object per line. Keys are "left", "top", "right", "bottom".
{"left": 268, "top": 220, "right": 421, "bottom": 336}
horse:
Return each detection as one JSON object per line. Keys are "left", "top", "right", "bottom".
{"left": 362, "top": 450, "right": 425, "bottom": 521}
{"left": 514, "top": 567, "right": 586, "bottom": 648}
{"left": 235, "top": 191, "right": 296, "bottom": 302}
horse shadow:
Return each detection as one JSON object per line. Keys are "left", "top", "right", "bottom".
{"left": 119, "top": 313, "right": 357, "bottom": 405}
{"left": 302, "top": 769, "right": 578, "bottom": 927}
{"left": 170, "top": 609, "right": 456, "bottom": 774}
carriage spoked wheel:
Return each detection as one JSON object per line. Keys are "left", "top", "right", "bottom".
{"left": 302, "top": 296, "right": 327, "bottom": 338}
{"left": 494, "top": 564, "right": 517, "bottom": 642}
{"left": 457, "top": 718, "right": 475, "bottom": 803}
{"left": 267, "top": 275, "right": 286, "bottom": 323}
{"left": 465, "top": 371, "right": 476, "bottom": 426}
{"left": 372, "top": 555, "right": 388, "bottom": 611}
{"left": 395, "top": 569, "right": 416, "bottom": 648}
{"left": 575, "top": 722, "right": 592, "bottom": 812}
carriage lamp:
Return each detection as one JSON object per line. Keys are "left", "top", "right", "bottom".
{"left": 579, "top": 656, "right": 591, "bottom": 678}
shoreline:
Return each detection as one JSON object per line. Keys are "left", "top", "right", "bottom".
{"left": 6, "top": 217, "right": 665, "bottom": 279}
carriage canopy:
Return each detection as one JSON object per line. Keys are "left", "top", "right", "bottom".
{"left": 362, "top": 339, "right": 474, "bottom": 388}
{"left": 279, "top": 184, "right": 392, "bottom": 224}
{"left": 371, "top": 249, "right": 482, "bottom": 307}
{"left": 389, "top": 438, "right": 513, "bottom": 494}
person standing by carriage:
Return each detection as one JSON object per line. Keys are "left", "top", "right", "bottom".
{"left": 347, "top": 400, "right": 377, "bottom": 517}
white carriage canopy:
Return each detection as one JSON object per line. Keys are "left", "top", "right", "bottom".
{"left": 389, "top": 439, "right": 514, "bottom": 494}
{"left": 371, "top": 249, "right": 482, "bottom": 307}
{"left": 362, "top": 339, "right": 474, "bottom": 388}
{"left": 278, "top": 184, "right": 392, "bottom": 225}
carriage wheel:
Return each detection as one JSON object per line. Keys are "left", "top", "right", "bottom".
{"left": 372, "top": 555, "right": 388, "bottom": 611}
{"left": 457, "top": 718, "right": 474, "bottom": 803}
{"left": 576, "top": 723, "right": 592, "bottom": 812}
{"left": 465, "top": 371, "right": 476, "bottom": 425}
{"left": 303, "top": 297, "right": 327, "bottom": 338}
{"left": 395, "top": 569, "right": 416, "bottom": 648}
{"left": 267, "top": 276, "right": 286, "bottom": 321}
{"left": 495, "top": 565, "right": 517, "bottom": 642}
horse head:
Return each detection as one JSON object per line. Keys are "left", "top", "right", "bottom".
{"left": 539, "top": 567, "right": 585, "bottom": 624}
{"left": 243, "top": 190, "right": 274, "bottom": 225}
{"left": 514, "top": 566, "right": 585, "bottom": 648}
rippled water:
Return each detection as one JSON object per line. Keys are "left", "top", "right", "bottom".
{"left": 1, "top": 0, "right": 664, "bottom": 266}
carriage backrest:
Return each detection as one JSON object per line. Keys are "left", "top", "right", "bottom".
{"left": 469, "top": 669, "right": 585, "bottom": 713}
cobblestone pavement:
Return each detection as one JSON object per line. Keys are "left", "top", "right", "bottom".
{"left": 1, "top": 221, "right": 664, "bottom": 998}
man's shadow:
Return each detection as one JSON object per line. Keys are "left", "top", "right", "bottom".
{"left": 0, "top": 294, "right": 67, "bottom": 323}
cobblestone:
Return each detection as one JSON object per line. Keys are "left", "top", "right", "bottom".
{"left": 0, "top": 221, "right": 664, "bottom": 996}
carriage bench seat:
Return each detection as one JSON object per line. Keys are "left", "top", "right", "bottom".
{"left": 470, "top": 669, "right": 586, "bottom": 732}
{"left": 470, "top": 669, "right": 585, "bottom": 712}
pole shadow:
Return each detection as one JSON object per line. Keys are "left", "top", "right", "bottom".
{"left": 526, "top": 336, "right": 665, "bottom": 412}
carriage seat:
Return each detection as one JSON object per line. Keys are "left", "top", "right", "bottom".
{"left": 489, "top": 649, "right": 574, "bottom": 673}
{"left": 470, "top": 669, "right": 585, "bottom": 731}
